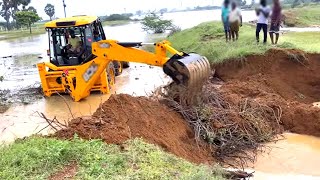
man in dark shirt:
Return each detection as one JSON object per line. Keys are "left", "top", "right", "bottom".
{"left": 269, "top": 0, "right": 282, "bottom": 45}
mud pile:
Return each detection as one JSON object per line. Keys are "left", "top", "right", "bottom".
{"left": 55, "top": 94, "right": 213, "bottom": 164}
{"left": 215, "top": 48, "right": 320, "bottom": 137}
{"left": 54, "top": 48, "right": 320, "bottom": 165}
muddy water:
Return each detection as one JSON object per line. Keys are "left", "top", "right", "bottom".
{"left": 250, "top": 133, "right": 320, "bottom": 179}
{"left": 0, "top": 63, "right": 170, "bottom": 142}
{"left": 1, "top": 10, "right": 320, "bottom": 179}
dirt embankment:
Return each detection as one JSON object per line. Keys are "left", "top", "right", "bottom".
{"left": 54, "top": 48, "right": 320, "bottom": 165}
{"left": 215, "top": 48, "right": 320, "bottom": 136}
{"left": 55, "top": 94, "right": 213, "bottom": 164}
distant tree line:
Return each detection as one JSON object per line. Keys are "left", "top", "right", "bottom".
{"left": 99, "top": 13, "right": 133, "bottom": 21}
{"left": 0, "top": 0, "right": 41, "bottom": 31}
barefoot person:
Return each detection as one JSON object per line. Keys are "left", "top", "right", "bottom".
{"left": 255, "top": 0, "right": 271, "bottom": 44}
{"left": 269, "top": 0, "right": 282, "bottom": 45}
{"left": 221, "top": 0, "right": 231, "bottom": 42}
{"left": 229, "top": 1, "right": 242, "bottom": 41}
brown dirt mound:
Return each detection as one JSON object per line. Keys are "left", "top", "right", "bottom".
{"left": 215, "top": 48, "right": 320, "bottom": 104}
{"left": 215, "top": 48, "right": 320, "bottom": 137}
{"left": 53, "top": 48, "right": 320, "bottom": 166}
{"left": 55, "top": 94, "right": 213, "bottom": 164}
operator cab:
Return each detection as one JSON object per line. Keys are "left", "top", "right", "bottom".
{"left": 45, "top": 16, "right": 105, "bottom": 66}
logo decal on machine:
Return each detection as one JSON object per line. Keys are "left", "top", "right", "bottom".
{"left": 83, "top": 62, "right": 99, "bottom": 82}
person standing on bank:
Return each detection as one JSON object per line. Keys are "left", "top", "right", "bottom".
{"left": 229, "top": 1, "right": 242, "bottom": 41}
{"left": 221, "top": 0, "right": 231, "bottom": 42}
{"left": 269, "top": 0, "right": 282, "bottom": 45}
{"left": 255, "top": 0, "right": 271, "bottom": 44}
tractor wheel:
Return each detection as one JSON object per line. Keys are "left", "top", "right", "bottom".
{"left": 122, "top": 61, "right": 130, "bottom": 68}
{"left": 107, "top": 62, "right": 116, "bottom": 88}
{"left": 113, "top": 61, "right": 123, "bottom": 76}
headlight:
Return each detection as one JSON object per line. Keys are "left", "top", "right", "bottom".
{"left": 100, "top": 43, "right": 111, "bottom": 48}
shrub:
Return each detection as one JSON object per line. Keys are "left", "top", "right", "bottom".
{"left": 102, "top": 14, "right": 131, "bottom": 21}
{"left": 141, "top": 12, "right": 174, "bottom": 33}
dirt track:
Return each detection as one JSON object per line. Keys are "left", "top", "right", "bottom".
{"left": 54, "top": 48, "right": 320, "bottom": 164}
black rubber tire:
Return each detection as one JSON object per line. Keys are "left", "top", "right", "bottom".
{"left": 113, "top": 61, "right": 123, "bottom": 76}
{"left": 122, "top": 61, "right": 130, "bottom": 68}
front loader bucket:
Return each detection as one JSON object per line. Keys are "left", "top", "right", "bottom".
{"left": 163, "top": 53, "right": 211, "bottom": 104}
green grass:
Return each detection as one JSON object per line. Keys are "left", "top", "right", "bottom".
{"left": 0, "top": 136, "right": 225, "bottom": 180}
{"left": 283, "top": 4, "right": 320, "bottom": 27}
{"left": 0, "top": 22, "right": 46, "bottom": 41}
{"left": 167, "top": 21, "right": 320, "bottom": 63}
{"left": 280, "top": 32, "right": 320, "bottom": 52}
{"left": 0, "top": 29, "right": 45, "bottom": 41}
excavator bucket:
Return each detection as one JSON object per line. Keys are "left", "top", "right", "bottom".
{"left": 163, "top": 53, "right": 211, "bottom": 104}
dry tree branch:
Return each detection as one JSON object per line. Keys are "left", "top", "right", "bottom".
{"left": 55, "top": 91, "right": 75, "bottom": 120}
{"left": 153, "top": 81, "right": 282, "bottom": 168}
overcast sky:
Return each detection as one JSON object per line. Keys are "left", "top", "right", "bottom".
{"left": 30, "top": 0, "right": 222, "bottom": 20}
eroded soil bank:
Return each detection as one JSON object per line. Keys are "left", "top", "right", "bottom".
{"left": 54, "top": 48, "right": 320, "bottom": 166}
{"left": 215, "top": 48, "right": 320, "bottom": 137}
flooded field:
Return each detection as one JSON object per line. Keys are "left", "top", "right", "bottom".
{"left": 1, "top": 9, "right": 320, "bottom": 179}
{"left": 0, "top": 63, "right": 170, "bottom": 142}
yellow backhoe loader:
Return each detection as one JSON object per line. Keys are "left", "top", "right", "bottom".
{"left": 37, "top": 15, "right": 211, "bottom": 102}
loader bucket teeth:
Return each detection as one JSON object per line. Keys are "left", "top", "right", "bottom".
{"left": 163, "top": 53, "right": 211, "bottom": 89}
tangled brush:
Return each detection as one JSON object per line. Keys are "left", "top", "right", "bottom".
{"left": 153, "top": 81, "right": 282, "bottom": 167}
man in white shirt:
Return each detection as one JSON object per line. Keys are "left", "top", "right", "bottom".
{"left": 255, "top": 0, "right": 271, "bottom": 44}
{"left": 229, "top": 1, "right": 242, "bottom": 41}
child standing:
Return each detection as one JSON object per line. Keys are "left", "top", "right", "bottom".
{"left": 221, "top": 0, "right": 231, "bottom": 42}
{"left": 229, "top": 1, "right": 242, "bottom": 41}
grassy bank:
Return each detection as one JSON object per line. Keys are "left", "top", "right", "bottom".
{"left": 0, "top": 137, "right": 224, "bottom": 179}
{"left": 283, "top": 4, "right": 320, "bottom": 27}
{"left": 0, "top": 23, "right": 46, "bottom": 41}
{"left": 168, "top": 22, "right": 320, "bottom": 63}
{"left": 0, "top": 29, "right": 45, "bottom": 41}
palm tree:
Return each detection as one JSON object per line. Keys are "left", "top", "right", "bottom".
{"left": 44, "top": 4, "right": 55, "bottom": 20}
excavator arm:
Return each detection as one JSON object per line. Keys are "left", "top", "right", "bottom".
{"left": 91, "top": 40, "right": 182, "bottom": 67}
{"left": 37, "top": 40, "right": 210, "bottom": 102}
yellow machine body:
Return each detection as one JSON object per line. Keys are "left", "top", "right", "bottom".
{"left": 37, "top": 16, "right": 211, "bottom": 102}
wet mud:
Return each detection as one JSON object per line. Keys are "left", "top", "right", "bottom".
{"left": 0, "top": 85, "right": 43, "bottom": 113}
{"left": 55, "top": 94, "right": 213, "bottom": 164}
{"left": 54, "top": 49, "right": 320, "bottom": 168}
{"left": 0, "top": 54, "right": 45, "bottom": 113}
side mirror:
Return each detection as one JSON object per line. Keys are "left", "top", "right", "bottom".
{"left": 47, "top": 49, "right": 50, "bottom": 56}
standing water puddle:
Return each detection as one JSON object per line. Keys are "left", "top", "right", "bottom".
{"left": 0, "top": 63, "right": 170, "bottom": 143}
{"left": 250, "top": 133, "right": 320, "bottom": 179}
